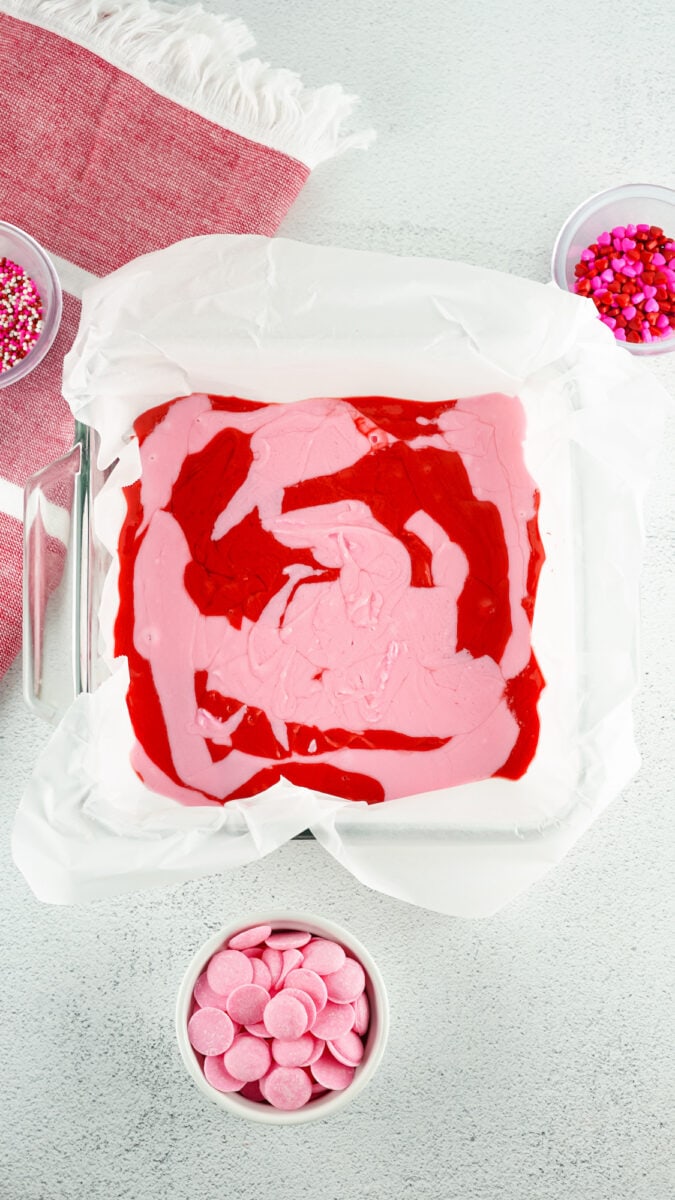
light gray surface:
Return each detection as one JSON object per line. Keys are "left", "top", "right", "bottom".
{"left": 2, "top": 1, "right": 675, "bottom": 1197}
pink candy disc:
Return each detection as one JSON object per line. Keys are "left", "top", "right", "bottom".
{"left": 310, "top": 1049, "right": 355, "bottom": 1091}
{"left": 302, "top": 938, "right": 346, "bottom": 976}
{"left": 193, "top": 972, "right": 230, "bottom": 1011}
{"left": 224, "top": 1034, "right": 272, "bottom": 1082}
{"left": 304, "top": 1037, "right": 326, "bottom": 1066}
{"left": 226, "top": 984, "right": 270, "bottom": 1026}
{"left": 263, "top": 992, "right": 309, "bottom": 1040}
{"left": 324, "top": 958, "right": 366, "bottom": 1004}
{"left": 227, "top": 924, "right": 272, "bottom": 951}
{"left": 264, "top": 930, "right": 312, "bottom": 950}
{"left": 352, "top": 991, "right": 370, "bottom": 1037}
{"left": 283, "top": 987, "right": 317, "bottom": 1030}
{"left": 262, "top": 947, "right": 283, "bottom": 988}
{"left": 271, "top": 1033, "right": 318, "bottom": 1068}
{"left": 251, "top": 958, "right": 273, "bottom": 990}
{"left": 204, "top": 1054, "right": 244, "bottom": 1093}
{"left": 188, "top": 1007, "right": 235, "bottom": 1056}
{"left": 327, "top": 1029, "right": 365, "bottom": 1067}
{"left": 277, "top": 948, "right": 304, "bottom": 985}
{"left": 283, "top": 968, "right": 328, "bottom": 1013}
{"left": 311, "top": 1000, "right": 355, "bottom": 1041}
{"left": 244, "top": 1021, "right": 269, "bottom": 1038}
{"left": 207, "top": 950, "right": 253, "bottom": 997}
{"left": 264, "top": 1066, "right": 313, "bottom": 1111}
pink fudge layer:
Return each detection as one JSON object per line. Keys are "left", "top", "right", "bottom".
{"left": 115, "top": 394, "right": 545, "bottom": 806}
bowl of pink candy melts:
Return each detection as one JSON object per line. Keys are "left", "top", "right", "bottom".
{"left": 176, "top": 911, "right": 389, "bottom": 1124}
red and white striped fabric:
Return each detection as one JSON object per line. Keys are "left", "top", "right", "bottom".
{"left": 0, "top": 0, "right": 372, "bottom": 679}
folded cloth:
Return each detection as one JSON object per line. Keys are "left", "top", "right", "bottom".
{"left": 0, "top": 0, "right": 372, "bottom": 678}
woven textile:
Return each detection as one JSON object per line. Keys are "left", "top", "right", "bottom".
{"left": 0, "top": 0, "right": 370, "bottom": 676}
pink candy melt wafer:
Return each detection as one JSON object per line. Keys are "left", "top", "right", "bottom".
{"left": 327, "top": 1029, "right": 365, "bottom": 1067}
{"left": 263, "top": 992, "right": 309, "bottom": 1040}
{"left": 251, "top": 958, "right": 273, "bottom": 991}
{"left": 204, "top": 1055, "right": 244, "bottom": 1093}
{"left": 264, "top": 1066, "right": 313, "bottom": 1111}
{"left": 262, "top": 947, "right": 283, "bottom": 988}
{"left": 207, "top": 950, "right": 253, "bottom": 997}
{"left": 302, "top": 939, "right": 346, "bottom": 976}
{"left": 311, "top": 1049, "right": 355, "bottom": 1091}
{"left": 264, "top": 930, "right": 312, "bottom": 950}
{"left": 311, "top": 1000, "right": 355, "bottom": 1041}
{"left": 304, "top": 1036, "right": 326, "bottom": 1066}
{"left": 271, "top": 1033, "right": 318, "bottom": 1068}
{"left": 283, "top": 968, "right": 328, "bottom": 1013}
{"left": 277, "top": 949, "right": 304, "bottom": 985}
{"left": 324, "top": 958, "right": 366, "bottom": 1004}
{"left": 228, "top": 924, "right": 272, "bottom": 950}
{"left": 224, "top": 1034, "right": 271, "bottom": 1082}
{"left": 283, "top": 988, "right": 317, "bottom": 1030}
{"left": 226, "top": 984, "right": 270, "bottom": 1026}
{"left": 353, "top": 991, "right": 370, "bottom": 1037}
{"left": 245, "top": 1021, "right": 269, "bottom": 1038}
{"left": 188, "top": 1008, "right": 235, "bottom": 1056}
{"left": 193, "top": 972, "right": 230, "bottom": 1011}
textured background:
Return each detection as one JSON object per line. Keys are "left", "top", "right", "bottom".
{"left": 2, "top": 1, "right": 675, "bottom": 1197}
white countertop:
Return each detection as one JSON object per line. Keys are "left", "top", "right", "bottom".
{"left": 2, "top": 1, "right": 674, "bottom": 1197}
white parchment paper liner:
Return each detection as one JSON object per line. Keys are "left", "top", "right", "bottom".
{"left": 13, "top": 235, "right": 670, "bottom": 913}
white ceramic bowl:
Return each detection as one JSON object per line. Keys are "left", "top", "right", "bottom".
{"left": 176, "top": 910, "right": 389, "bottom": 1125}
{"left": 551, "top": 183, "right": 675, "bottom": 356}
{"left": 0, "top": 220, "right": 62, "bottom": 386}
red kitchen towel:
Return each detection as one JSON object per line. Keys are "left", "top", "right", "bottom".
{"left": 0, "top": 0, "right": 372, "bottom": 679}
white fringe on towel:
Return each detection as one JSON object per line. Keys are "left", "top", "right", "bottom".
{"left": 2, "top": 0, "right": 374, "bottom": 167}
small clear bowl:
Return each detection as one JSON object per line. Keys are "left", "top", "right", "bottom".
{"left": 0, "top": 220, "right": 62, "bottom": 386}
{"left": 551, "top": 183, "right": 675, "bottom": 356}
{"left": 176, "top": 910, "right": 389, "bottom": 1125}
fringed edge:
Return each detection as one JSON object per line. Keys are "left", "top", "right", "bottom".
{"left": 1, "top": 0, "right": 375, "bottom": 167}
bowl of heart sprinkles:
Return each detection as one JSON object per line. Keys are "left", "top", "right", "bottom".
{"left": 552, "top": 183, "right": 675, "bottom": 354}
{"left": 0, "top": 221, "right": 62, "bottom": 386}
{"left": 176, "top": 912, "right": 389, "bottom": 1124}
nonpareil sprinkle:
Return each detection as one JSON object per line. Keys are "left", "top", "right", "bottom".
{"left": 573, "top": 224, "right": 675, "bottom": 345}
{"left": 0, "top": 256, "right": 44, "bottom": 372}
